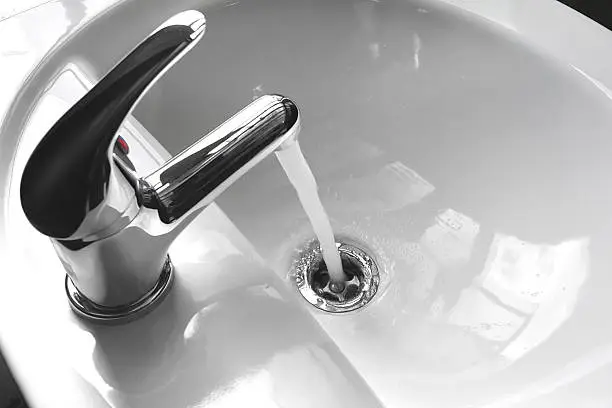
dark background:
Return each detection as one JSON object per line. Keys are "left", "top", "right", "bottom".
{"left": 559, "top": 0, "right": 612, "bottom": 29}
{"left": 0, "top": 1, "right": 611, "bottom": 408}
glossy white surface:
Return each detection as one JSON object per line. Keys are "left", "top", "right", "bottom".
{"left": 2, "top": 0, "right": 612, "bottom": 407}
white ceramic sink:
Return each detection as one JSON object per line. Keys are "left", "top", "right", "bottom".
{"left": 2, "top": 0, "right": 612, "bottom": 407}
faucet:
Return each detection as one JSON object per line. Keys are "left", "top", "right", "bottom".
{"left": 19, "top": 10, "right": 300, "bottom": 323}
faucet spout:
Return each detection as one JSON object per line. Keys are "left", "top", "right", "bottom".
{"left": 140, "top": 94, "right": 299, "bottom": 225}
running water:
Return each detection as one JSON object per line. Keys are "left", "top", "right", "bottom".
{"left": 275, "top": 142, "right": 347, "bottom": 283}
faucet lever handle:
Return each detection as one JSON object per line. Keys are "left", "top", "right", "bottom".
{"left": 20, "top": 10, "right": 206, "bottom": 239}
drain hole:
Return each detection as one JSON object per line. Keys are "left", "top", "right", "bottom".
{"left": 311, "top": 254, "right": 361, "bottom": 303}
{"left": 293, "top": 241, "right": 380, "bottom": 313}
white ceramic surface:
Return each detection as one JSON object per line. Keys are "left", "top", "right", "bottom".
{"left": 2, "top": 0, "right": 612, "bottom": 407}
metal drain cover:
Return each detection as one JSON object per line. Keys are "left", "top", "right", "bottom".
{"left": 292, "top": 241, "right": 380, "bottom": 313}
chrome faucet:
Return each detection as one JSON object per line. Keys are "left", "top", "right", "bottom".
{"left": 20, "top": 10, "right": 300, "bottom": 323}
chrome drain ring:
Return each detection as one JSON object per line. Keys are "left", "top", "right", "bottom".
{"left": 293, "top": 241, "right": 380, "bottom": 313}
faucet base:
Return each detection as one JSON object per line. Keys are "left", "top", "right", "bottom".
{"left": 65, "top": 256, "right": 175, "bottom": 324}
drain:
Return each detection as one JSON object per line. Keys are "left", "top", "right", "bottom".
{"left": 293, "top": 241, "right": 380, "bottom": 313}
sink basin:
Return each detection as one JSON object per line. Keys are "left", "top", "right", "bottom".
{"left": 2, "top": 0, "right": 612, "bottom": 407}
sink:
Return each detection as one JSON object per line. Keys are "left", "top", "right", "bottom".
{"left": 2, "top": 0, "right": 612, "bottom": 407}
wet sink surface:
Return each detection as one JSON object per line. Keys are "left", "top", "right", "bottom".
{"left": 2, "top": 0, "right": 612, "bottom": 407}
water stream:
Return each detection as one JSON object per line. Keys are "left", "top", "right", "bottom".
{"left": 275, "top": 142, "right": 347, "bottom": 283}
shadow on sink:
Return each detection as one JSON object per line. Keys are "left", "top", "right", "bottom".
{"left": 0, "top": 351, "right": 28, "bottom": 408}
{"left": 84, "top": 254, "right": 381, "bottom": 408}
